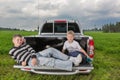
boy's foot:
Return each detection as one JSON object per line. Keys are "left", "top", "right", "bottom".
{"left": 74, "top": 54, "right": 82, "bottom": 66}
{"left": 69, "top": 54, "right": 82, "bottom": 66}
{"left": 46, "top": 45, "right": 51, "bottom": 48}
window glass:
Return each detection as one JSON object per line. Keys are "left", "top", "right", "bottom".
{"left": 54, "top": 23, "right": 67, "bottom": 33}
{"left": 68, "top": 23, "right": 80, "bottom": 33}
{"left": 42, "top": 23, "right": 53, "bottom": 33}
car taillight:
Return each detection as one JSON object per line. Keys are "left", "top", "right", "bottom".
{"left": 89, "top": 39, "right": 94, "bottom": 46}
{"left": 88, "top": 39, "right": 94, "bottom": 58}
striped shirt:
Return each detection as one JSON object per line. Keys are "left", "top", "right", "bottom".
{"left": 9, "top": 43, "right": 36, "bottom": 65}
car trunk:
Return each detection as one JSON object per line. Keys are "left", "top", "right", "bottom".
{"left": 13, "top": 36, "right": 94, "bottom": 74}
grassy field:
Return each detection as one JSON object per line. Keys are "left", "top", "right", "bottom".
{"left": 0, "top": 30, "right": 120, "bottom": 80}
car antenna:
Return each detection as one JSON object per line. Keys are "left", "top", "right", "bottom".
{"left": 38, "top": 0, "right": 40, "bottom": 34}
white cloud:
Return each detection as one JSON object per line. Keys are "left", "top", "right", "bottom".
{"left": 21, "top": 0, "right": 68, "bottom": 17}
{"left": 0, "top": 0, "right": 120, "bottom": 30}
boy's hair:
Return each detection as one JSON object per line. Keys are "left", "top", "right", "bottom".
{"left": 67, "top": 30, "right": 75, "bottom": 36}
{"left": 13, "top": 34, "right": 22, "bottom": 39}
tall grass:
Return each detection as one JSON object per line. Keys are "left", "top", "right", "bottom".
{"left": 0, "top": 31, "right": 120, "bottom": 80}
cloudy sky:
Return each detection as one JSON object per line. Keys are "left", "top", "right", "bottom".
{"left": 0, "top": 0, "right": 120, "bottom": 30}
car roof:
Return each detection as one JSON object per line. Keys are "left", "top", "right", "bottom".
{"left": 46, "top": 19, "right": 78, "bottom": 23}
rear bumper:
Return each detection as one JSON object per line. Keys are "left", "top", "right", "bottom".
{"left": 29, "top": 69, "right": 92, "bottom": 75}
{"left": 14, "top": 65, "right": 94, "bottom": 75}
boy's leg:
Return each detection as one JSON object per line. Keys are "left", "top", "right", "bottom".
{"left": 54, "top": 59, "right": 72, "bottom": 71}
{"left": 39, "top": 48, "right": 69, "bottom": 60}
{"left": 29, "top": 56, "right": 73, "bottom": 71}
{"left": 28, "top": 56, "right": 55, "bottom": 67}
{"left": 38, "top": 57, "right": 72, "bottom": 71}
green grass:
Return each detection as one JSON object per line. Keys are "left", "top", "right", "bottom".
{"left": 0, "top": 30, "right": 120, "bottom": 80}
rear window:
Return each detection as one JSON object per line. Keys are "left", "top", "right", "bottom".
{"left": 68, "top": 23, "right": 80, "bottom": 33}
{"left": 54, "top": 23, "right": 67, "bottom": 33}
{"left": 41, "top": 23, "right": 53, "bottom": 33}
{"left": 41, "top": 21, "right": 80, "bottom": 33}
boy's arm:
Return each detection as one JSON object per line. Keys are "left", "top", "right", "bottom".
{"left": 62, "top": 42, "right": 67, "bottom": 53}
{"left": 27, "top": 45, "right": 36, "bottom": 53}
{"left": 62, "top": 49, "right": 65, "bottom": 53}
{"left": 22, "top": 61, "right": 26, "bottom": 66}
{"left": 21, "top": 57, "right": 37, "bottom": 66}
{"left": 26, "top": 44, "right": 37, "bottom": 58}
{"left": 80, "top": 48, "right": 89, "bottom": 57}
{"left": 76, "top": 41, "right": 89, "bottom": 57}
{"left": 31, "top": 58, "right": 37, "bottom": 66}
{"left": 9, "top": 51, "right": 25, "bottom": 65}
{"left": 16, "top": 60, "right": 26, "bottom": 66}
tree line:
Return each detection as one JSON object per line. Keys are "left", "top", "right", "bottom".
{"left": 0, "top": 27, "right": 24, "bottom": 31}
{"left": 102, "top": 22, "right": 120, "bottom": 33}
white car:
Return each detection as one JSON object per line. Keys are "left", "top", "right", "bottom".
{"left": 14, "top": 19, "right": 95, "bottom": 75}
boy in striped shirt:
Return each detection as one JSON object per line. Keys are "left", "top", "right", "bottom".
{"left": 9, "top": 34, "right": 37, "bottom": 66}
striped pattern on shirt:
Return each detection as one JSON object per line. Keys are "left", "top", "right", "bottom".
{"left": 9, "top": 43, "right": 36, "bottom": 65}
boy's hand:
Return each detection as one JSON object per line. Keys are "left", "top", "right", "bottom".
{"left": 31, "top": 58, "right": 37, "bottom": 66}
{"left": 22, "top": 61, "right": 26, "bottom": 66}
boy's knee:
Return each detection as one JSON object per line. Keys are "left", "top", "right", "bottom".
{"left": 48, "top": 47, "right": 54, "bottom": 51}
{"left": 45, "top": 48, "right": 53, "bottom": 53}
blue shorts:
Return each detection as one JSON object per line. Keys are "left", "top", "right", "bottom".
{"left": 68, "top": 51, "right": 87, "bottom": 64}
{"left": 68, "top": 51, "right": 82, "bottom": 57}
